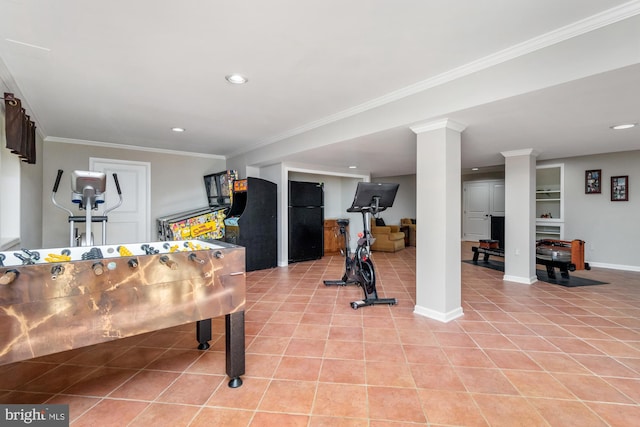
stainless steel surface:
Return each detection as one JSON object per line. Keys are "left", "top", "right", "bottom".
{"left": 0, "top": 240, "right": 245, "bottom": 366}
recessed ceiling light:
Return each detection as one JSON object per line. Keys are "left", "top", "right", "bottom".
{"left": 471, "top": 167, "right": 479, "bottom": 171}
{"left": 171, "top": 127, "right": 185, "bottom": 132}
{"left": 349, "top": 165, "right": 357, "bottom": 169}
{"left": 225, "top": 74, "right": 248, "bottom": 84}
{"left": 610, "top": 123, "right": 637, "bottom": 130}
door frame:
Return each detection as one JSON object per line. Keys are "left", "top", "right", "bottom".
{"left": 462, "top": 179, "right": 505, "bottom": 241}
{"left": 90, "top": 157, "right": 151, "bottom": 243}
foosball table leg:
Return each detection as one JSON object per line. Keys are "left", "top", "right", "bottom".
{"left": 196, "top": 319, "right": 212, "bottom": 350}
{"left": 225, "top": 311, "right": 245, "bottom": 388}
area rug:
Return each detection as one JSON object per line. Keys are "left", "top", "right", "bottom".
{"left": 462, "top": 259, "right": 608, "bottom": 287}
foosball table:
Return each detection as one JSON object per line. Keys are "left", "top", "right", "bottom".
{"left": 0, "top": 239, "right": 246, "bottom": 387}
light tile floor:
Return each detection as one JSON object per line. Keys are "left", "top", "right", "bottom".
{"left": 1, "top": 243, "right": 639, "bottom": 426}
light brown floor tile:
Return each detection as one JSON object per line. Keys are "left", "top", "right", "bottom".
{"left": 45, "top": 394, "right": 100, "bottom": 423}
{"left": 455, "top": 367, "right": 518, "bottom": 395}
{"left": 503, "top": 370, "right": 575, "bottom": 398}
{"left": 484, "top": 349, "right": 543, "bottom": 370}
{"left": 553, "top": 373, "right": 634, "bottom": 404}
{"left": 319, "top": 358, "right": 366, "bottom": 384}
{"left": 274, "top": 356, "right": 323, "bottom": 381}
{"left": 109, "top": 370, "right": 179, "bottom": 400}
{"left": 20, "top": 364, "right": 97, "bottom": 394}
{"left": 62, "top": 366, "right": 137, "bottom": 396}
{"left": 418, "top": 389, "right": 488, "bottom": 426}
{"left": 189, "top": 407, "right": 253, "bottom": 427}
{"left": 72, "top": 399, "right": 149, "bottom": 427}
{"left": 587, "top": 401, "right": 640, "bottom": 427}
{"left": 285, "top": 338, "right": 327, "bottom": 357}
{"left": 365, "top": 361, "right": 415, "bottom": 387}
{"left": 364, "top": 342, "right": 406, "bottom": 362}
{"left": 443, "top": 347, "right": 495, "bottom": 368}
{"left": 258, "top": 379, "right": 316, "bottom": 413}
{"left": 156, "top": 373, "right": 224, "bottom": 405}
{"left": 402, "top": 344, "right": 449, "bottom": 365}
{"left": 472, "top": 394, "right": 548, "bottom": 427}
{"left": 313, "top": 382, "right": 368, "bottom": 418}
{"left": 250, "top": 412, "right": 309, "bottom": 427}
{"left": 468, "top": 332, "right": 519, "bottom": 350}
{"left": 324, "top": 339, "right": 365, "bottom": 360}
{"left": 246, "top": 336, "right": 291, "bottom": 355}
{"left": 128, "top": 403, "right": 200, "bottom": 427}
{"left": 526, "top": 351, "right": 591, "bottom": 374}
{"left": 433, "top": 331, "right": 478, "bottom": 348}
{"left": 529, "top": 397, "right": 607, "bottom": 426}
{"left": 185, "top": 350, "right": 226, "bottom": 374}
{"left": 206, "top": 377, "right": 269, "bottom": 410}
{"left": 367, "top": 386, "right": 426, "bottom": 424}
{"left": 308, "top": 415, "right": 369, "bottom": 427}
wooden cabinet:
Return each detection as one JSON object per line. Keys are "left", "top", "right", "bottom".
{"left": 324, "top": 219, "right": 347, "bottom": 255}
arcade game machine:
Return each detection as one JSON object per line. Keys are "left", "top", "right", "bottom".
{"left": 224, "top": 177, "right": 277, "bottom": 271}
{"left": 157, "top": 170, "right": 237, "bottom": 241}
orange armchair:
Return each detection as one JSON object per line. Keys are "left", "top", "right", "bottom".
{"left": 370, "top": 218, "right": 405, "bottom": 252}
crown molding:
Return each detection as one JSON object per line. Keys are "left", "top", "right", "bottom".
{"left": 501, "top": 148, "right": 540, "bottom": 158}
{"left": 44, "top": 136, "right": 225, "bottom": 159}
{"left": 410, "top": 119, "right": 467, "bottom": 134}
{"left": 229, "top": 0, "right": 640, "bottom": 158}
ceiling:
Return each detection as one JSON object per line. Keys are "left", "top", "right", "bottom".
{"left": 1, "top": 0, "right": 639, "bottom": 177}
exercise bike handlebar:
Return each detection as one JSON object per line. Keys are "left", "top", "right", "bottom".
{"left": 51, "top": 170, "right": 74, "bottom": 217}
{"left": 112, "top": 173, "right": 122, "bottom": 195}
{"left": 53, "top": 169, "right": 63, "bottom": 193}
{"left": 104, "top": 173, "right": 123, "bottom": 216}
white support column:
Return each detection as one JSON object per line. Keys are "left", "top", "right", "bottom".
{"left": 501, "top": 149, "right": 538, "bottom": 284}
{"left": 411, "top": 119, "right": 466, "bottom": 322}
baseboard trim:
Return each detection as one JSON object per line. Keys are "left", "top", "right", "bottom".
{"left": 503, "top": 274, "right": 537, "bottom": 284}
{"left": 587, "top": 262, "right": 640, "bottom": 272}
{"left": 414, "top": 305, "right": 464, "bottom": 323}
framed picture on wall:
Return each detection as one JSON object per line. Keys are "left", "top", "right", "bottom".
{"left": 585, "top": 169, "right": 601, "bottom": 194}
{"left": 611, "top": 175, "right": 629, "bottom": 201}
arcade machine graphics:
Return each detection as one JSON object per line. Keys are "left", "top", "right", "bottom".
{"left": 156, "top": 170, "right": 237, "bottom": 241}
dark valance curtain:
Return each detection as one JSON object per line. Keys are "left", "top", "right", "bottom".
{"left": 4, "top": 92, "right": 36, "bottom": 164}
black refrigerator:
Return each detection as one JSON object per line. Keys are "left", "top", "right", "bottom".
{"left": 288, "top": 180, "right": 324, "bottom": 263}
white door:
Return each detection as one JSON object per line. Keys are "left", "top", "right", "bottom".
{"left": 463, "top": 180, "right": 505, "bottom": 241}
{"left": 463, "top": 182, "right": 490, "bottom": 241}
{"left": 90, "top": 158, "right": 150, "bottom": 245}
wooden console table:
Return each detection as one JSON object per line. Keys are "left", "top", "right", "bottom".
{"left": 324, "top": 219, "right": 348, "bottom": 255}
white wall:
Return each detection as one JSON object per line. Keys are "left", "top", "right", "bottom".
{"left": 19, "top": 137, "right": 44, "bottom": 248}
{"left": 0, "top": 115, "right": 21, "bottom": 248}
{"left": 540, "top": 150, "right": 640, "bottom": 270}
{"left": 41, "top": 141, "right": 226, "bottom": 247}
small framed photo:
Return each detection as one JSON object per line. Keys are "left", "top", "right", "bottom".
{"left": 585, "top": 169, "right": 601, "bottom": 194}
{"left": 611, "top": 175, "right": 629, "bottom": 201}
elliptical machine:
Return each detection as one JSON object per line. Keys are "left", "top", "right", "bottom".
{"left": 51, "top": 169, "right": 123, "bottom": 247}
{"left": 324, "top": 182, "right": 399, "bottom": 309}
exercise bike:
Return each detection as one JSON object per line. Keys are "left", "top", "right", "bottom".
{"left": 51, "top": 169, "right": 123, "bottom": 247}
{"left": 323, "top": 182, "right": 398, "bottom": 309}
